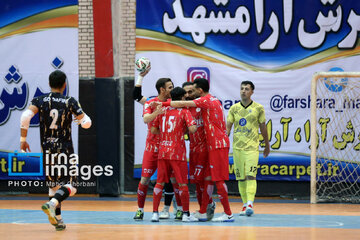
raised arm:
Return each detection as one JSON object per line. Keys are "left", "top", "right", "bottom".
{"left": 259, "top": 122, "right": 270, "bottom": 157}
{"left": 133, "top": 68, "right": 151, "bottom": 105}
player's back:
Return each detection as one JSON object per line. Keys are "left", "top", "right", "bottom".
{"left": 156, "top": 107, "right": 195, "bottom": 161}
{"left": 194, "top": 94, "right": 229, "bottom": 150}
{"left": 188, "top": 107, "right": 206, "bottom": 153}
{"left": 31, "top": 92, "right": 80, "bottom": 151}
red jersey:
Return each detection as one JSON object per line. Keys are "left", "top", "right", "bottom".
{"left": 188, "top": 107, "right": 207, "bottom": 153}
{"left": 153, "top": 107, "right": 195, "bottom": 161}
{"left": 143, "top": 97, "right": 161, "bottom": 152}
{"left": 193, "top": 94, "right": 230, "bottom": 151}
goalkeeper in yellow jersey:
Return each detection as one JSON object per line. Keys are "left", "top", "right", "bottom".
{"left": 226, "top": 80, "right": 270, "bottom": 217}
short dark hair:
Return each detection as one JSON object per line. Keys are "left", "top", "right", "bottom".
{"left": 241, "top": 80, "right": 255, "bottom": 90}
{"left": 49, "top": 70, "right": 66, "bottom": 89}
{"left": 182, "top": 82, "right": 194, "bottom": 88}
{"left": 170, "top": 87, "right": 186, "bottom": 101}
{"left": 193, "top": 78, "right": 209, "bottom": 92}
{"left": 156, "top": 78, "right": 173, "bottom": 94}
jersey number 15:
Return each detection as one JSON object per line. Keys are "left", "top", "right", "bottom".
{"left": 162, "top": 116, "right": 175, "bottom": 133}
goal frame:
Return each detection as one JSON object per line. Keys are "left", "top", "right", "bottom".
{"left": 310, "top": 72, "right": 360, "bottom": 203}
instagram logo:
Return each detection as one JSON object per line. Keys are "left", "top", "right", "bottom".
{"left": 187, "top": 67, "right": 210, "bottom": 83}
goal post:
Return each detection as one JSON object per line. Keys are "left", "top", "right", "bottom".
{"left": 311, "top": 72, "right": 360, "bottom": 203}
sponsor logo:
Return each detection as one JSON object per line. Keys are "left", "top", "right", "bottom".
{"left": 239, "top": 118, "right": 247, "bottom": 126}
{"left": 187, "top": 67, "right": 210, "bottom": 82}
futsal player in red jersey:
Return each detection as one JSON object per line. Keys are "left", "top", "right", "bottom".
{"left": 159, "top": 78, "right": 234, "bottom": 222}
{"left": 182, "top": 82, "right": 216, "bottom": 220}
{"left": 150, "top": 87, "right": 198, "bottom": 222}
{"left": 133, "top": 77, "right": 174, "bottom": 220}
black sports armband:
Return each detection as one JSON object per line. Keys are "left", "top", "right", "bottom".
{"left": 133, "top": 86, "right": 144, "bottom": 102}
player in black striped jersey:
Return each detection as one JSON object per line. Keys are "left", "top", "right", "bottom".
{"left": 20, "top": 70, "right": 92, "bottom": 231}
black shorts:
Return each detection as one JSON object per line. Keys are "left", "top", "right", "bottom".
{"left": 43, "top": 148, "right": 78, "bottom": 188}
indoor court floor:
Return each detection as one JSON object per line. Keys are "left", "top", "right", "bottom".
{"left": 0, "top": 194, "right": 359, "bottom": 240}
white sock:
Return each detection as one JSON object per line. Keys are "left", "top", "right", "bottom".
{"left": 138, "top": 208, "right": 144, "bottom": 212}
{"left": 178, "top": 206, "right": 183, "bottom": 211}
{"left": 247, "top": 200, "right": 253, "bottom": 207}
{"left": 56, "top": 215, "right": 62, "bottom": 220}
{"left": 163, "top": 205, "right": 170, "bottom": 211}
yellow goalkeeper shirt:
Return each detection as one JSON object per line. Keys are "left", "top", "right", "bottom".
{"left": 227, "top": 101, "right": 266, "bottom": 151}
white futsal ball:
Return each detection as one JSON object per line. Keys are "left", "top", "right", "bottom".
{"left": 135, "top": 57, "right": 151, "bottom": 73}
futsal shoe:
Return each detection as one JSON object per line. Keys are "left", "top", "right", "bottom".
{"left": 211, "top": 213, "right": 235, "bottom": 222}
{"left": 182, "top": 214, "right": 199, "bottom": 222}
{"left": 206, "top": 201, "right": 216, "bottom": 220}
{"left": 151, "top": 212, "right": 159, "bottom": 222}
{"left": 239, "top": 206, "right": 247, "bottom": 216}
{"left": 41, "top": 202, "right": 58, "bottom": 226}
{"left": 159, "top": 209, "right": 170, "bottom": 219}
{"left": 175, "top": 210, "right": 183, "bottom": 220}
{"left": 55, "top": 219, "right": 66, "bottom": 231}
{"left": 192, "top": 211, "right": 207, "bottom": 222}
{"left": 133, "top": 209, "right": 144, "bottom": 220}
{"left": 245, "top": 204, "right": 254, "bottom": 216}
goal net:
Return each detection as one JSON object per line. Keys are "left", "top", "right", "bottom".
{"left": 310, "top": 72, "right": 360, "bottom": 203}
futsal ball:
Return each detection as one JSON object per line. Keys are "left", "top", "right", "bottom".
{"left": 135, "top": 57, "right": 151, "bottom": 73}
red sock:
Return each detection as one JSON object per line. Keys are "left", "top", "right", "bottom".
{"left": 153, "top": 183, "right": 164, "bottom": 212}
{"left": 179, "top": 185, "right": 190, "bottom": 212}
{"left": 216, "top": 181, "right": 232, "bottom": 215}
{"left": 172, "top": 183, "right": 182, "bottom": 208}
{"left": 199, "top": 180, "right": 214, "bottom": 214}
{"left": 137, "top": 182, "right": 149, "bottom": 208}
{"left": 195, "top": 182, "right": 203, "bottom": 207}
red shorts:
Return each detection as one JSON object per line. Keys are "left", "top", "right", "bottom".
{"left": 189, "top": 150, "right": 210, "bottom": 183}
{"left": 209, "top": 148, "right": 230, "bottom": 181}
{"left": 157, "top": 159, "right": 188, "bottom": 184}
{"left": 141, "top": 150, "right": 158, "bottom": 178}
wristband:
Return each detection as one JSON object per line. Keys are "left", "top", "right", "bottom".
{"left": 135, "top": 75, "right": 144, "bottom": 86}
{"left": 20, "top": 137, "right": 26, "bottom": 142}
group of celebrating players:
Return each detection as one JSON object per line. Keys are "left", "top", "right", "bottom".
{"left": 132, "top": 68, "right": 270, "bottom": 222}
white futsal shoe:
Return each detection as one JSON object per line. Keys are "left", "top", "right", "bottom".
{"left": 151, "top": 212, "right": 159, "bottom": 222}
{"left": 159, "top": 209, "right": 170, "bottom": 219}
{"left": 182, "top": 213, "right": 199, "bottom": 222}
{"left": 211, "top": 212, "right": 235, "bottom": 222}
